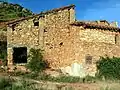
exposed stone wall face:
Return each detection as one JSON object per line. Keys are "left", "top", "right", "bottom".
{"left": 43, "top": 24, "right": 120, "bottom": 69}
{"left": 43, "top": 9, "right": 74, "bottom": 68}
{"left": 7, "top": 6, "right": 120, "bottom": 74}
{"left": 7, "top": 8, "right": 74, "bottom": 66}
{"left": 74, "top": 26, "right": 120, "bottom": 61}
{"left": 79, "top": 28, "right": 115, "bottom": 44}
{"left": 7, "top": 19, "right": 39, "bottom": 48}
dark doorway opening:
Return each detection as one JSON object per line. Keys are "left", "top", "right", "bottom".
{"left": 13, "top": 47, "right": 27, "bottom": 64}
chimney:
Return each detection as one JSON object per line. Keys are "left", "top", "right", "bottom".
{"left": 110, "top": 21, "right": 118, "bottom": 27}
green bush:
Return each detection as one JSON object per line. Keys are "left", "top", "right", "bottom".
{"left": 96, "top": 56, "right": 120, "bottom": 80}
{"left": 0, "top": 41, "right": 7, "bottom": 66}
{"left": 0, "top": 77, "right": 39, "bottom": 90}
{"left": 0, "top": 77, "right": 11, "bottom": 89}
{"left": 26, "top": 48, "right": 48, "bottom": 74}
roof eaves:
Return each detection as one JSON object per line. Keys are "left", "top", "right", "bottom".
{"left": 7, "top": 4, "right": 75, "bottom": 25}
{"left": 70, "top": 21, "right": 120, "bottom": 32}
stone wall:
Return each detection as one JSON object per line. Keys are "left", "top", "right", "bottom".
{"left": 7, "top": 5, "right": 120, "bottom": 74}
{"left": 43, "top": 24, "right": 120, "bottom": 69}
{"left": 79, "top": 28, "right": 116, "bottom": 44}
{"left": 7, "top": 6, "right": 75, "bottom": 66}
{"left": 42, "top": 8, "right": 75, "bottom": 68}
{"left": 7, "top": 19, "right": 39, "bottom": 48}
{"left": 7, "top": 16, "right": 45, "bottom": 66}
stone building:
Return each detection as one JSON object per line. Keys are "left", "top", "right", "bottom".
{"left": 7, "top": 5, "right": 120, "bottom": 73}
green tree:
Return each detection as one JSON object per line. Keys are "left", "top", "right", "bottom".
{"left": 26, "top": 48, "right": 48, "bottom": 74}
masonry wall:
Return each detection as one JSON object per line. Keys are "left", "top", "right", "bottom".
{"left": 69, "top": 26, "right": 120, "bottom": 73}
{"left": 43, "top": 23, "right": 120, "bottom": 70}
{"left": 42, "top": 8, "right": 75, "bottom": 68}
{"left": 7, "top": 17, "right": 45, "bottom": 65}
{"left": 7, "top": 19, "right": 39, "bottom": 48}
{"left": 7, "top": 6, "right": 120, "bottom": 73}
{"left": 79, "top": 28, "right": 116, "bottom": 44}
{"left": 7, "top": 7, "right": 75, "bottom": 66}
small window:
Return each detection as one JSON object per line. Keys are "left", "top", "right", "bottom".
{"left": 85, "top": 54, "right": 92, "bottom": 64}
{"left": 34, "top": 21, "right": 39, "bottom": 26}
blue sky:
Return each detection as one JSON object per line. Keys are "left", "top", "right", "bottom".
{"left": 7, "top": 0, "right": 120, "bottom": 27}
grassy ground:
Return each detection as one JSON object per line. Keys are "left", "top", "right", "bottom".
{"left": 0, "top": 72, "right": 120, "bottom": 90}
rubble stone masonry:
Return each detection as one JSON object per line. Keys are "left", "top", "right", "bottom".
{"left": 7, "top": 5, "right": 120, "bottom": 73}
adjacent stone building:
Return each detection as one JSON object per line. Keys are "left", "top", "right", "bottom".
{"left": 7, "top": 5, "right": 120, "bottom": 73}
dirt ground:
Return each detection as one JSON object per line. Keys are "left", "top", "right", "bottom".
{"left": 0, "top": 72, "right": 120, "bottom": 90}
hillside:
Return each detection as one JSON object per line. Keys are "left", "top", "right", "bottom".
{"left": 0, "top": 1, "right": 33, "bottom": 41}
{"left": 0, "top": 1, "right": 33, "bottom": 60}
{"left": 0, "top": 1, "right": 33, "bottom": 22}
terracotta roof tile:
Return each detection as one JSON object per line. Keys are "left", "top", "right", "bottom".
{"left": 70, "top": 21, "right": 120, "bottom": 32}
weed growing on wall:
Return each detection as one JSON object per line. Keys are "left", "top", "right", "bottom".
{"left": 96, "top": 56, "right": 120, "bottom": 80}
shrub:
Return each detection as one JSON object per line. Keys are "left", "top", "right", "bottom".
{"left": 0, "top": 77, "right": 38, "bottom": 90}
{"left": 96, "top": 56, "right": 120, "bottom": 80}
{"left": 26, "top": 48, "right": 47, "bottom": 74}
{"left": 0, "top": 41, "right": 7, "bottom": 66}
{"left": 0, "top": 77, "right": 11, "bottom": 89}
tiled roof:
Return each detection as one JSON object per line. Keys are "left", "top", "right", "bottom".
{"left": 70, "top": 21, "right": 120, "bottom": 32}
{"left": 7, "top": 4, "right": 75, "bottom": 25}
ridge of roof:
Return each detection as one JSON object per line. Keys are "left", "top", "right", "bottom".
{"left": 70, "top": 21, "right": 120, "bottom": 32}
{"left": 7, "top": 4, "right": 75, "bottom": 25}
